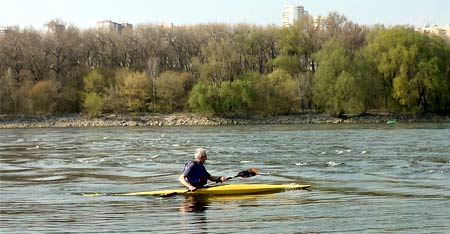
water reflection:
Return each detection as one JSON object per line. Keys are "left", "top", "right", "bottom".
{"left": 179, "top": 196, "right": 209, "bottom": 234}
{"left": 179, "top": 195, "right": 209, "bottom": 213}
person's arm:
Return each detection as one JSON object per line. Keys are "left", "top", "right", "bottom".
{"left": 209, "top": 175, "right": 227, "bottom": 183}
{"left": 178, "top": 174, "right": 197, "bottom": 191}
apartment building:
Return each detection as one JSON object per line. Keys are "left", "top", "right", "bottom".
{"left": 97, "top": 20, "right": 133, "bottom": 33}
{"left": 416, "top": 24, "right": 450, "bottom": 38}
{"left": 314, "top": 16, "right": 328, "bottom": 30}
{"left": 282, "top": 5, "right": 308, "bottom": 27}
{"left": 0, "top": 27, "right": 9, "bottom": 36}
{"left": 44, "top": 21, "right": 66, "bottom": 34}
{"left": 0, "top": 26, "right": 17, "bottom": 36}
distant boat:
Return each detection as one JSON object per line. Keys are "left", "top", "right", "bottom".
{"left": 386, "top": 119, "right": 396, "bottom": 124}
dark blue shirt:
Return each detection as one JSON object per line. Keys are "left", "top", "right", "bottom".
{"left": 183, "top": 161, "right": 210, "bottom": 188}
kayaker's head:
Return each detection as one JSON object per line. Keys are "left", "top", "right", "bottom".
{"left": 195, "top": 148, "right": 208, "bottom": 164}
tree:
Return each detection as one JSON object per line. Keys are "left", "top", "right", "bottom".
{"left": 29, "top": 80, "right": 60, "bottom": 115}
{"left": 0, "top": 70, "right": 19, "bottom": 113}
{"left": 188, "top": 82, "right": 218, "bottom": 114}
{"left": 217, "top": 79, "right": 250, "bottom": 114}
{"left": 155, "top": 71, "right": 191, "bottom": 112}
{"left": 0, "top": 28, "right": 25, "bottom": 82}
{"left": 43, "top": 23, "right": 83, "bottom": 82}
{"left": 83, "top": 69, "right": 108, "bottom": 94}
{"left": 271, "top": 15, "right": 324, "bottom": 111}
{"left": 313, "top": 38, "right": 352, "bottom": 115}
{"left": 21, "top": 29, "right": 50, "bottom": 82}
{"left": 261, "top": 69, "right": 300, "bottom": 115}
{"left": 83, "top": 92, "right": 104, "bottom": 116}
{"left": 366, "top": 26, "right": 450, "bottom": 113}
{"left": 195, "top": 38, "right": 241, "bottom": 86}
{"left": 120, "top": 71, "right": 151, "bottom": 112}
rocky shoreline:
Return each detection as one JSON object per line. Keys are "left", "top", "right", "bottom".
{"left": 1, "top": 113, "right": 449, "bottom": 128}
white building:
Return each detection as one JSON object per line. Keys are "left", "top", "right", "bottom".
{"left": 282, "top": 5, "right": 308, "bottom": 27}
{"left": 314, "top": 16, "right": 328, "bottom": 30}
{"left": 0, "top": 26, "right": 20, "bottom": 37}
{"left": 416, "top": 24, "right": 450, "bottom": 38}
{"left": 0, "top": 27, "right": 10, "bottom": 36}
{"left": 97, "top": 20, "right": 133, "bottom": 33}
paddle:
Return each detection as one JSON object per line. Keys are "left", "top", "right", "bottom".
{"left": 161, "top": 168, "right": 259, "bottom": 197}
{"left": 223, "top": 167, "right": 259, "bottom": 181}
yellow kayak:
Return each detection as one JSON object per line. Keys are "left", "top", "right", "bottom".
{"left": 83, "top": 183, "right": 311, "bottom": 197}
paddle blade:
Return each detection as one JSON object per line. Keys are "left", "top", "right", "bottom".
{"left": 235, "top": 168, "right": 259, "bottom": 178}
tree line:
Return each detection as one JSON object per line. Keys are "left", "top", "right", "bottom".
{"left": 1, "top": 13, "right": 449, "bottom": 116}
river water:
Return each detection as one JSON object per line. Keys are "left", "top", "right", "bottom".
{"left": 1, "top": 123, "right": 449, "bottom": 233}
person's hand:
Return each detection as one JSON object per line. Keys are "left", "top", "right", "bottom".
{"left": 188, "top": 185, "right": 197, "bottom": 191}
{"left": 214, "top": 176, "right": 227, "bottom": 183}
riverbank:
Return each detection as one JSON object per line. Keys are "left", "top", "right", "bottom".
{"left": 1, "top": 113, "right": 449, "bottom": 128}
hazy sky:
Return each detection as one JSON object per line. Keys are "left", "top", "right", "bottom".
{"left": 1, "top": 0, "right": 449, "bottom": 29}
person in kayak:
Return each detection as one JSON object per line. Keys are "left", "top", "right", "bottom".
{"left": 179, "top": 148, "right": 226, "bottom": 191}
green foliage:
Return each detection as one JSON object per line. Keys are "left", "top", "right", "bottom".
{"left": 271, "top": 56, "right": 303, "bottom": 75}
{"left": 335, "top": 71, "right": 364, "bottom": 113}
{"left": 121, "top": 71, "right": 152, "bottom": 112}
{"left": 194, "top": 38, "right": 242, "bottom": 86}
{"left": 188, "top": 82, "right": 218, "bottom": 114}
{"left": 217, "top": 80, "right": 250, "bottom": 114}
{"left": 351, "top": 51, "right": 385, "bottom": 113}
{"left": 260, "top": 69, "right": 300, "bottom": 115}
{"left": 1, "top": 21, "right": 449, "bottom": 116}
{"left": 273, "top": 17, "right": 317, "bottom": 75}
{"left": 83, "top": 69, "right": 108, "bottom": 94}
{"left": 83, "top": 92, "right": 104, "bottom": 116}
{"left": 29, "top": 80, "right": 60, "bottom": 115}
{"left": 189, "top": 70, "right": 300, "bottom": 115}
{"left": 313, "top": 38, "right": 351, "bottom": 114}
{"left": 57, "top": 75, "right": 83, "bottom": 114}
{"left": 312, "top": 37, "right": 382, "bottom": 115}
{"left": 103, "top": 86, "right": 126, "bottom": 114}
{"left": 100, "top": 68, "right": 132, "bottom": 114}
{"left": 0, "top": 71, "right": 19, "bottom": 113}
{"left": 155, "top": 71, "right": 191, "bottom": 112}
{"left": 366, "top": 26, "right": 450, "bottom": 113}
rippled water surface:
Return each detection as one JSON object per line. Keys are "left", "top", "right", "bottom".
{"left": 1, "top": 123, "right": 449, "bottom": 233}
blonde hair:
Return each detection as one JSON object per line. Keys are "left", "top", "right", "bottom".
{"left": 194, "top": 148, "right": 207, "bottom": 160}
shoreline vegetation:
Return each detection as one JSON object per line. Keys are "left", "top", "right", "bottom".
{"left": 2, "top": 16, "right": 449, "bottom": 120}
{"left": 1, "top": 113, "right": 449, "bottom": 129}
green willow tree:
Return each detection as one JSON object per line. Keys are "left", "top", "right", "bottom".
{"left": 259, "top": 69, "right": 300, "bottom": 115}
{"left": 313, "top": 38, "right": 352, "bottom": 115}
{"left": 271, "top": 15, "right": 325, "bottom": 111}
{"left": 366, "top": 26, "right": 450, "bottom": 113}
{"left": 188, "top": 82, "right": 219, "bottom": 114}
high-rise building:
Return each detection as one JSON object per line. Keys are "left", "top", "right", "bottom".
{"left": 282, "top": 5, "right": 308, "bottom": 27}
{"left": 314, "top": 16, "right": 328, "bottom": 30}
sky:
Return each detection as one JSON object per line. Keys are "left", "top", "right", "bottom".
{"left": 1, "top": 0, "right": 449, "bottom": 29}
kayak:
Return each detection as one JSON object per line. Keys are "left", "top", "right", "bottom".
{"left": 83, "top": 183, "right": 311, "bottom": 197}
